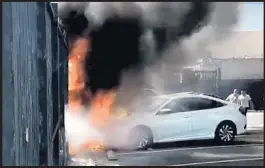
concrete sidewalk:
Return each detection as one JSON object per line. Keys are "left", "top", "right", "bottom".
{"left": 247, "top": 111, "right": 263, "bottom": 130}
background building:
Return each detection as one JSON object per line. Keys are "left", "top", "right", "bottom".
{"left": 191, "top": 30, "right": 264, "bottom": 109}
{"left": 150, "top": 28, "right": 264, "bottom": 109}
{"left": 210, "top": 31, "right": 264, "bottom": 110}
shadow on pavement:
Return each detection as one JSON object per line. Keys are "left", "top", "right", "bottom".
{"left": 114, "top": 139, "right": 263, "bottom": 153}
{"left": 113, "top": 130, "right": 263, "bottom": 152}
{"left": 151, "top": 139, "right": 262, "bottom": 150}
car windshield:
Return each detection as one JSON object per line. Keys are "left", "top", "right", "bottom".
{"left": 134, "top": 97, "right": 169, "bottom": 113}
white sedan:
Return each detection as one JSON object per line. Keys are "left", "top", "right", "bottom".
{"left": 105, "top": 92, "right": 247, "bottom": 150}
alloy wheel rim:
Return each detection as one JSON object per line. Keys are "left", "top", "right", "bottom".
{"left": 138, "top": 134, "right": 149, "bottom": 148}
{"left": 219, "top": 124, "right": 234, "bottom": 142}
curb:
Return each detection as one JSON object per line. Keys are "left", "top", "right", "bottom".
{"left": 247, "top": 126, "right": 264, "bottom": 131}
{"left": 247, "top": 112, "right": 263, "bottom": 131}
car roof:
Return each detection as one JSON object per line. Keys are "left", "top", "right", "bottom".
{"left": 155, "top": 92, "right": 228, "bottom": 104}
{"left": 155, "top": 92, "right": 196, "bottom": 99}
{"left": 155, "top": 92, "right": 193, "bottom": 98}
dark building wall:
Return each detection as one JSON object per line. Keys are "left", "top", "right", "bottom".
{"left": 217, "top": 58, "right": 263, "bottom": 110}
{"left": 159, "top": 71, "right": 264, "bottom": 110}
{"left": 2, "top": 2, "right": 67, "bottom": 166}
{"left": 218, "top": 79, "right": 264, "bottom": 110}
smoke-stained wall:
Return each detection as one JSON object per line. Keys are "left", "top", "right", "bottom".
{"left": 2, "top": 2, "right": 67, "bottom": 166}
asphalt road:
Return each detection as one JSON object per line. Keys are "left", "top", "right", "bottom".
{"left": 116, "top": 144, "right": 263, "bottom": 166}
{"left": 68, "top": 129, "right": 264, "bottom": 166}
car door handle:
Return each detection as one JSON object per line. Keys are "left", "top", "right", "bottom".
{"left": 182, "top": 116, "right": 190, "bottom": 118}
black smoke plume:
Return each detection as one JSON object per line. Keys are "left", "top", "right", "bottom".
{"left": 57, "top": 2, "right": 235, "bottom": 96}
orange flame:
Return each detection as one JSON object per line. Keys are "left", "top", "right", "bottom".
{"left": 89, "top": 90, "right": 116, "bottom": 128}
{"left": 68, "top": 37, "right": 90, "bottom": 110}
{"left": 68, "top": 37, "right": 116, "bottom": 155}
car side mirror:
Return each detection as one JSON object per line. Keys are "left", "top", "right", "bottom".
{"left": 156, "top": 108, "right": 172, "bottom": 115}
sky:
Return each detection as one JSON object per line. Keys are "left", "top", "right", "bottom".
{"left": 237, "top": 2, "right": 264, "bottom": 31}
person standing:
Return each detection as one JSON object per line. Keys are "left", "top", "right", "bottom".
{"left": 238, "top": 90, "right": 254, "bottom": 111}
{"left": 226, "top": 89, "right": 240, "bottom": 104}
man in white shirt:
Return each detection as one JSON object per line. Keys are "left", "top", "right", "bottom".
{"left": 226, "top": 89, "right": 239, "bottom": 104}
{"left": 238, "top": 90, "right": 253, "bottom": 111}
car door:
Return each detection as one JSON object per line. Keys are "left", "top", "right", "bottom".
{"left": 152, "top": 98, "right": 193, "bottom": 142}
{"left": 183, "top": 97, "right": 226, "bottom": 137}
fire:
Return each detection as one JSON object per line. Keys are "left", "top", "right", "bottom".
{"left": 89, "top": 90, "right": 116, "bottom": 128}
{"left": 68, "top": 37, "right": 90, "bottom": 110}
{"left": 69, "top": 140, "right": 105, "bottom": 155}
{"left": 68, "top": 36, "right": 116, "bottom": 155}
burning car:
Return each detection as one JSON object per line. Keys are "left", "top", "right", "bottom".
{"left": 58, "top": 1, "right": 240, "bottom": 157}
{"left": 104, "top": 92, "right": 247, "bottom": 150}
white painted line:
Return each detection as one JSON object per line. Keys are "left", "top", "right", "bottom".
{"left": 238, "top": 139, "right": 264, "bottom": 143}
{"left": 117, "top": 144, "right": 263, "bottom": 156}
{"left": 170, "top": 157, "right": 264, "bottom": 166}
{"left": 105, "top": 164, "right": 120, "bottom": 166}
{"left": 235, "top": 135, "right": 247, "bottom": 138}
{"left": 191, "top": 151, "right": 263, "bottom": 159}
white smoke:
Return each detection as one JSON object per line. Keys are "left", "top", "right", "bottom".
{"left": 182, "top": 2, "right": 240, "bottom": 57}
{"left": 143, "top": 2, "right": 240, "bottom": 93}
{"left": 64, "top": 106, "right": 104, "bottom": 149}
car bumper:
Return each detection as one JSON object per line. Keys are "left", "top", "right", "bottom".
{"left": 237, "top": 124, "right": 247, "bottom": 135}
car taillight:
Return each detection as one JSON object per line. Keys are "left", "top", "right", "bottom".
{"left": 239, "top": 106, "right": 247, "bottom": 116}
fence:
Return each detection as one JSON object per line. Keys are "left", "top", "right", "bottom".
{"left": 169, "top": 67, "right": 220, "bottom": 95}
{"left": 2, "top": 2, "right": 68, "bottom": 166}
{"left": 193, "top": 68, "right": 221, "bottom": 95}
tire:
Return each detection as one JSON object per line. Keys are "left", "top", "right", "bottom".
{"left": 214, "top": 121, "right": 237, "bottom": 145}
{"left": 128, "top": 126, "right": 153, "bottom": 150}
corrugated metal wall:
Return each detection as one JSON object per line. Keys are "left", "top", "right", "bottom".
{"left": 2, "top": 2, "right": 68, "bottom": 166}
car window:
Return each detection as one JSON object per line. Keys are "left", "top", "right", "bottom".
{"left": 163, "top": 100, "right": 184, "bottom": 112}
{"left": 179, "top": 98, "right": 225, "bottom": 111}
{"left": 135, "top": 97, "right": 169, "bottom": 113}
{"left": 158, "top": 99, "right": 190, "bottom": 114}
{"left": 160, "top": 97, "right": 225, "bottom": 114}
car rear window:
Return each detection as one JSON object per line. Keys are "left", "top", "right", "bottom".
{"left": 202, "top": 94, "right": 224, "bottom": 100}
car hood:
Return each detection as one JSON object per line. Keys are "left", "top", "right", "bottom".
{"left": 110, "top": 112, "right": 154, "bottom": 127}
{"left": 128, "top": 111, "right": 154, "bottom": 119}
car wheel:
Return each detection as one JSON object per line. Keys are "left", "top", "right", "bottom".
{"left": 214, "top": 121, "right": 237, "bottom": 145}
{"left": 128, "top": 127, "right": 153, "bottom": 150}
